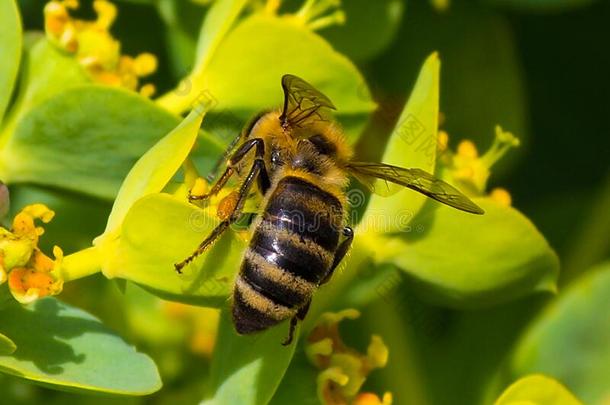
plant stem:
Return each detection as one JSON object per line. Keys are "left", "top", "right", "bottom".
{"left": 59, "top": 246, "right": 102, "bottom": 282}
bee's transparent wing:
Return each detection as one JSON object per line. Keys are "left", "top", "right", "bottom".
{"left": 279, "top": 74, "right": 336, "bottom": 128}
{"left": 347, "top": 161, "right": 484, "bottom": 214}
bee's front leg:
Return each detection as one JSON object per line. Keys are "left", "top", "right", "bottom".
{"left": 189, "top": 137, "right": 269, "bottom": 202}
{"left": 176, "top": 140, "right": 269, "bottom": 273}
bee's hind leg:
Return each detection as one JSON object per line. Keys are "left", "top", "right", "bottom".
{"left": 281, "top": 227, "right": 353, "bottom": 345}
{"left": 282, "top": 301, "right": 311, "bottom": 346}
{"left": 175, "top": 139, "right": 269, "bottom": 273}
{"left": 320, "top": 226, "right": 354, "bottom": 285}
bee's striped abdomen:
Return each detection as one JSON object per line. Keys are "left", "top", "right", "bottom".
{"left": 232, "top": 176, "right": 344, "bottom": 334}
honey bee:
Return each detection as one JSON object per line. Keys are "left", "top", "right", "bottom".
{"left": 175, "top": 75, "right": 483, "bottom": 345}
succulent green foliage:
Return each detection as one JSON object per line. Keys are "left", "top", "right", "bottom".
{"left": 268, "top": 349, "right": 318, "bottom": 405}
{"left": 202, "top": 14, "right": 375, "bottom": 141}
{"left": 202, "top": 307, "right": 297, "bottom": 405}
{"left": 194, "top": 0, "right": 248, "bottom": 65}
{"left": 494, "top": 375, "right": 583, "bottom": 405}
{"left": 0, "top": 297, "right": 161, "bottom": 395}
{"left": 369, "top": 198, "right": 559, "bottom": 307}
{"left": 0, "top": 39, "right": 88, "bottom": 135}
{"left": 211, "top": 16, "right": 375, "bottom": 140}
{"left": 103, "top": 105, "right": 206, "bottom": 233}
{"left": 158, "top": 1, "right": 376, "bottom": 143}
{"left": 96, "top": 106, "right": 241, "bottom": 304}
{"left": 105, "top": 193, "right": 245, "bottom": 305}
{"left": 156, "top": 0, "right": 208, "bottom": 77}
{"left": 363, "top": 52, "right": 440, "bottom": 233}
{"left": 508, "top": 262, "right": 610, "bottom": 404}
{"left": 1, "top": 87, "right": 182, "bottom": 200}
{"left": 0, "top": 0, "right": 22, "bottom": 123}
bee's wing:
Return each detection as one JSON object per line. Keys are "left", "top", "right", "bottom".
{"left": 346, "top": 161, "right": 485, "bottom": 215}
{"left": 279, "top": 74, "right": 336, "bottom": 128}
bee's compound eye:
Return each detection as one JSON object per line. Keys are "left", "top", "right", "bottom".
{"left": 308, "top": 134, "right": 336, "bottom": 156}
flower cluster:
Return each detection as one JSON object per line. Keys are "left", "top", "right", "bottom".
{"left": 306, "top": 309, "right": 392, "bottom": 405}
{"left": 438, "top": 125, "right": 520, "bottom": 206}
{"left": 43, "top": 0, "right": 157, "bottom": 96}
{"left": 0, "top": 204, "right": 63, "bottom": 304}
{"left": 256, "top": 0, "right": 346, "bottom": 31}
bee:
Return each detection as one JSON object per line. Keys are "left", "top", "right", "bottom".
{"left": 175, "top": 75, "right": 483, "bottom": 345}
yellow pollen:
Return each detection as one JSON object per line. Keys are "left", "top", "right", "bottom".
{"left": 133, "top": 53, "right": 158, "bottom": 77}
{"left": 139, "top": 84, "right": 156, "bottom": 98}
{"left": 490, "top": 187, "right": 512, "bottom": 206}
{"left": 457, "top": 140, "right": 478, "bottom": 159}
{"left": 93, "top": 0, "right": 117, "bottom": 29}
{"left": 437, "top": 130, "right": 449, "bottom": 152}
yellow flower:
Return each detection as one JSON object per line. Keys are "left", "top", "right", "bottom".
{"left": 440, "top": 125, "right": 520, "bottom": 204}
{"left": 263, "top": 0, "right": 345, "bottom": 31}
{"left": 306, "top": 309, "right": 391, "bottom": 405}
{"left": 0, "top": 204, "right": 64, "bottom": 303}
{"left": 43, "top": 0, "right": 157, "bottom": 96}
{"left": 354, "top": 392, "right": 393, "bottom": 405}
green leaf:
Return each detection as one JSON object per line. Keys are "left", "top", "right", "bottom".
{"left": 13, "top": 39, "right": 88, "bottom": 111}
{"left": 320, "top": 0, "right": 404, "bottom": 62}
{"left": 268, "top": 350, "right": 318, "bottom": 405}
{"left": 367, "top": 198, "right": 559, "bottom": 308}
{"left": 156, "top": 0, "right": 248, "bottom": 112}
{"left": 202, "top": 307, "right": 296, "bottom": 405}
{"left": 194, "top": 0, "right": 248, "bottom": 65}
{"left": 0, "top": 39, "right": 88, "bottom": 146}
{"left": 494, "top": 375, "right": 583, "bottom": 405}
{"left": 0, "top": 333, "right": 16, "bottom": 355}
{"left": 508, "top": 262, "right": 610, "bottom": 404}
{"left": 203, "top": 14, "right": 375, "bottom": 141}
{"left": 105, "top": 193, "right": 245, "bottom": 305}
{"left": 104, "top": 106, "right": 206, "bottom": 234}
{"left": 0, "top": 0, "right": 22, "bottom": 124}
{"left": 158, "top": 12, "right": 376, "bottom": 142}
{"left": 362, "top": 53, "right": 440, "bottom": 233}
{"left": 0, "top": 297, "right": 161, "bottom": 395}
{"left": 0, "top": 86, "right": 212, "bottom": 200}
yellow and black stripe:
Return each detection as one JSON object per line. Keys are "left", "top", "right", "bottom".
{"left": 232, "top": 176, "right": 344, "bottom": 334}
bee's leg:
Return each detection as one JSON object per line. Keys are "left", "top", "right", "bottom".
{"left": 282, "top": 301, "right": 311, "bottom": 346}
{"left": 205, "top": 132, "right": 243, "bottom": 182}
{"left": 320, "top": 226, "right": 354, "bottom": 285}
{"left": 175, "top": 142, "right": 268, "bottom": 273}
{"left": 189, "top": 138, "right": 267, "bottom": 202}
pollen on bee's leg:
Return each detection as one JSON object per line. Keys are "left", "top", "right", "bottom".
{"left": 217, "top": 191, "right": 239, "bottom": 221}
